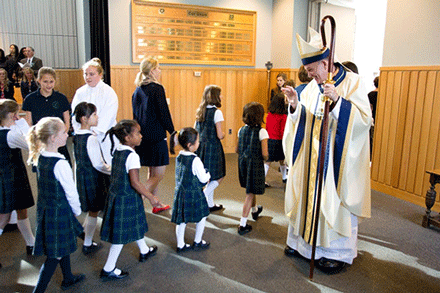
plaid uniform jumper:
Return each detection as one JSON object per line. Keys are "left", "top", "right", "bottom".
{"left": 195, "top": 107, "right": 226, "bottom": 180}
{"left": 0, "top": 129, "right": 34, "bottom": 213}
{"left": 34, "top": 156, "right": 83, "bottom": 257}
{"left": 238, "top": 125, "right": 265, "bottom": 195}
{"left": 73, "top": 133, "right": 110, "bottom": 212}
{"left": 171, "top": 154, "right": 209, "bottom": 224}
{"left": 100, "top": 149, "right": 148, "bottom": 244}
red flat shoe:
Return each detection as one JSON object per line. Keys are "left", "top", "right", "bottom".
{"left": 152, "top": 205, "right": 170, "bottom": 214}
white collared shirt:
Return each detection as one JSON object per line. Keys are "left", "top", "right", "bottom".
{"left": 0, "top": 118, "right": 30, "bottom": 150}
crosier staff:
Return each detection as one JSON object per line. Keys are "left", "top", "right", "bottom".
{"left": 309, "top": 15, "right": 336, "bottom": 280}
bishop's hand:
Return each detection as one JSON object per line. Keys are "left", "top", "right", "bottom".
{"left": 281, "top": 86, "right": 298, "bottom": 110}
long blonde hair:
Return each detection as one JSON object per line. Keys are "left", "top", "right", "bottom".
{"left": 134, "top": 57, "right": 159, "bottom": 87}
{"left": 27, "top": 117, "right": 64, "bottom": 166}
{"left": 195, "top": 85, "right": 222, "bottom": 122}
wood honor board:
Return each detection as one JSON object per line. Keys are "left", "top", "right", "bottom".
{"left": 131, "top": 0, "right": 256, "bottom": 66}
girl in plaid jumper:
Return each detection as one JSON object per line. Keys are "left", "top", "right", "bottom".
{"left": 237, "top": 102, "right": 269, "bottom": 235}
{"left": 195, "top": 85, "right": 225, "bottom": 212}
{"left": 99, "top": 120, "right": 161, "bottom": 280}
{"left": 170, "top": 128, "right": 211, "bottom": 252}
{"left": 0, "top": 100, "right": 35, "bottom": 265}
{"left": 27, "top": 117, "right": 85, "bottom": 292}
{"left": 73, "top": 102, "right": 111, "bottom": 255}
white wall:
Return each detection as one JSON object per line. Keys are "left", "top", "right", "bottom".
{"left": 271, "top": 0, "right": 294, "bottom": 68}
{"left": 290, "top": 0, "right": 308, "bottom": 68}
{"left": 353, "top": 0, "right": 387, "bottom": 88}
{"left": 320, "top": 4, "right": 356, "bottom": 64}
{"left": 382, "top": 0, "right": 440, "bottom": 66}
{"left": 109, "top": 0, "right": 273, "bottom": 68}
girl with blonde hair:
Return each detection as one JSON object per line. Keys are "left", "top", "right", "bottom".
{"left": 132, "top": 57, "right": 174, "bottom": 213}
{"left": 71, "top": 58, "right": 118, "bottom": 165}
{"left": 27, "top": 117, "right": 85, "bottom": 291}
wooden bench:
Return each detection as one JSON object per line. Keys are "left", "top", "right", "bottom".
{"left": 422, "top": 169, "right": 440, "bottom": 228}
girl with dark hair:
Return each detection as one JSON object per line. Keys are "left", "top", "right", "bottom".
{"left": 264, "top": 93, "right": 288, "bottom": 186}
{"left": 99, "top": 120, "right": 160, "bottom": 280}
{"left": 169, "top": 127, "right": 211, "bottom": 252}
{"left": 73, "top": 102, "right": 111, "bottom": 255}
{"left": 237, "top": 102, "right": 269, "bottom": 235}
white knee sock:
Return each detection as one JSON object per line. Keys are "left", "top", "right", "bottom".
{"left": 240, "top": 217, "right": 248, "bottom": 227}
{"left": 264, "top": 163, "right": 270, "bottom": 176}
{"left": 280, "top": 165, "right": 288, "bottom": 180}
{"left": 83, "top": 216, "right": 98, "bottom": 246}
{"left": 204, "top": 180, "right": 219, "bottom": 207}
{"left": 17, "top": 218, "right": 35, "bottom": 246}
{"left": 103, "top": 244, "right": 123, "bottom": 272}
{"left": 0, "top": 229, "right": 3, "bottom": 236}
{"left": 175, "top": 223, "right": 187, "bottom": 248}
{"left": 194, "top": 217, "right": 206, "bottom": 243}
{"left": 136, "top": 238, "right": 149, "bottom": 254}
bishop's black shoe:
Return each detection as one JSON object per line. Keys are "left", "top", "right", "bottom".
{"left": 316, "top": 257, "right": 347, "bottom": 274}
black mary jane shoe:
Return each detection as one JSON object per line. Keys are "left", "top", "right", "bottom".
{"left": 251, "top": 205, "right": 263, "bottom": 220}
{"left": 61, "top": 274, "right": 85, "bottom": 290}
{"left": 193, "top": 240, "right": 210, "bottom": 251}
{"left": 82, "top": 242, "right": 102, "bottom": 255}
{"left": 317, "top": 257, "right": 347, "bottom": 274}
{"left": 139, "top": 245, "right": 158, "bottom": 262}
{"left": 237, "top": 224, "right": 252, "bottom": 235}
{"left": 100, "top": 268, "right": 129, "bottom": 280}
{"left": 176, "top": 243, "right": 192, "bottom": 253}
{"left": 209, "top": 204, "right": 224, "bottom": 212}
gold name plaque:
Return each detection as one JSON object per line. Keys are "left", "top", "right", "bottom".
{"left": 132, "top": 0, "right": 256, "bottom": 66}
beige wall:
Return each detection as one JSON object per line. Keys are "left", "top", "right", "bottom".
{"left": 382, "top": 0, "right": 440, "bottom": 66}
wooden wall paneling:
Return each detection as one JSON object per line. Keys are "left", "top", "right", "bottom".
{"left": 224, "top": 70, "right": 238, "bottom": 152}
{"left": 415, "top": 71, "right": 437, "bottom": 196}
{"left": 425, "top": 72, "right": 440, "bottom": 201}
{"left": 406, "top": 71, "right": 427, "bottom": 194}
{"left": 232, "top": 71, "right": 244, "bottom": 151}
{"left": 391, "top": 71, "right": 411, "bottom": 188}
{"left": 378, "top": 71, "right": 394, "bottom": 183}
{"left": 371, "top": 72, "right": 387, "bottom": 180}
{"left": 385, "top": 71, "right": 402, "bottom": 185}
{"left": 55, "top": 69, "right": 84, "bottom": 102}
{"left": 398, "top": 71, "right": 419, "bottom": 191}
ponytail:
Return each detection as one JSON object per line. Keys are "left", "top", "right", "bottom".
{"left": 26, "top": 117, "right": 64, "bottom": 166}
{"left": 27, "top": 125, "right": 41, "bottom": 166}
{"left": 104, "top": 119, "right": 139, "bottom": 156}
{"left": 171, "top": 127, "right": 198, "bottom": 153}
{"left": 169, "top": 130, "right": 178, "bottom": 154}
